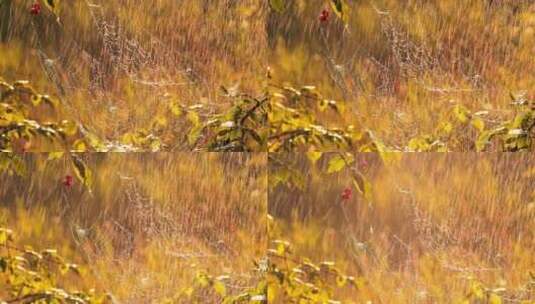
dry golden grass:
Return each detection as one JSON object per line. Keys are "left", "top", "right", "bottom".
{"left": 1, "top": 1, "right": 534, "bottom": 303}
{"left": 268, "top": 0, "right": 535, "bottom": 149}
{"left": 2, "top": 1, "right": 534, "bottom": 150}
{"left": 1, "top": 1, "right": 267, "bottom": 145}
{"left": 269, "top": 153, "right": 535, "bottom": 303}
{"left": 0, "top": 153, "right": 267, "bottom": 303}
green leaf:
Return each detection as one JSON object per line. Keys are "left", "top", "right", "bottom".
{"left": 327, "top": 155, "right": 346, "bottom": 174}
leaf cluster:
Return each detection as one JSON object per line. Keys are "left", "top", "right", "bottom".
{"left": 0, "top": 79, "right": 76, "bottom": 152}
{"left": 0, "top": 228, "right": 108, "bottom": 304}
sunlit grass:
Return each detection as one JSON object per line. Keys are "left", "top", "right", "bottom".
{"left": 0, "top": 1, "right": 267, "bottom": 146}
{"left": 268, "top": 1, "right": 535, "bottom": 149}
{"left": 270, "top": 153, "right": 535, "bottom": 303}
{"left": 0, "top": 153, "right": 267, "bottom": 302}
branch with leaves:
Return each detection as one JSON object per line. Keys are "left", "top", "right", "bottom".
{"left": 0, "top": 228, "right": 108, "bottom": 304}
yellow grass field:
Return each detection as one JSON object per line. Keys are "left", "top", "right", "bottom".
{"left": 0, "top": 153, "right": 267, "bottom": 303}
{"left": 1, "top": 0, "right": 533, "bottom": 151}
{"left": 268, "top": 1, "right": 535, "bottom": 151}
{"left": 1, "top": 0, "right": 268, "bottom": 152}
{"left": 1, "top": 0, "right": 534, "bottom": 303}
{"left": 269, "top": 153, "right": 535, "bottom": 303}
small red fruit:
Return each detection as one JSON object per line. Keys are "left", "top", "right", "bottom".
{"left": 30, "top": 2, "right": 41, "bottom": 15}
{"left": 63, "top": 175, "right": 74, "bottom": 188}
{"left": 341, "top": 187, "right": 352, "bottom": 200}
{"left": 319, "top": 9, "right": 330, "bottom": 23}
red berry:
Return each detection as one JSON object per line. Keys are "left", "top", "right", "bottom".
{"left": 30, "top": 3, "right": 41, "bottom": 15}
{"left": 63, "top": 175, "right": 74, "bottom": 187}
{"left": 319, "top": 9, "right": 330, "bottom": 22}
{"left": 341, "top": 187, "right": 352, "bottom": 200}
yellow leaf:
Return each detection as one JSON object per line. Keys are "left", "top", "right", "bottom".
{"left": 31, "top": 94, "right": 42, "bottom": 106}
{"left": 330, "top": 0, "right": 350, "bottom": 24}
{"left": 306, "top": 151, "right": 323, "bottom": 164}
{"left": 47, "top": 152, "right": 64, "bottom": 160}
{"left": 489, "top": 294, "right": 502, "bottom": 304}
{"left": 195, "top": 272, "right": 210, "bottom": 287}
{"left": 0, "top": 228, "right": 14, "bottom": 245}
{"left": 72, "top": 155, "right": 93, "bottom": 191}
{"left": 153, "top": 115, "right": 168, "bottom": 128}
{"left": 380, "top": 152, "right": 402, "bottom": 165}
{"left": 352, "top": 171, "right": 373, "bottom": 203}
{"left": 169, "top": 100, "right": 183, "bottom": 117}
{"left": 318, "top": 99, "right": 328, "bottom": 112}
{"left": 336, "top": 275, "right": 347, "bottom": 287}
{"left": 60, "top": 120, "right": 78, "bottom": 136}
{"left": 327, "top": 155, "right": 346, "bottom": 174}
{"left": 72, "top": 139, "right": 87, "bottom": 152}
{"left": 438, "top": 121, "right": 453, "bottom": 135}
{"left": 471, "top": 117, "right": 485, "bottom": 132}
{"left": 183, "top": 287, "right": 194, "bottom": 297}
{"left": 43, "top": 0, "right": 61, "bottom": 19}
{"left": 188, "top": 125, "right": 203, "bottom": 146}
{"left": 213, "top": 280, "right": 226, "bottom": 297}
{"left": 270, "top": 0, "right": 285, "bottom": 13}
{"left": 187, "top": 111, "right": 200, "bottom": 127}
{"left": 453, "top": 104, "right": 471, "bottom": 123}
{"left": 267, "top": 284, "right": 277, "bottom": 302}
